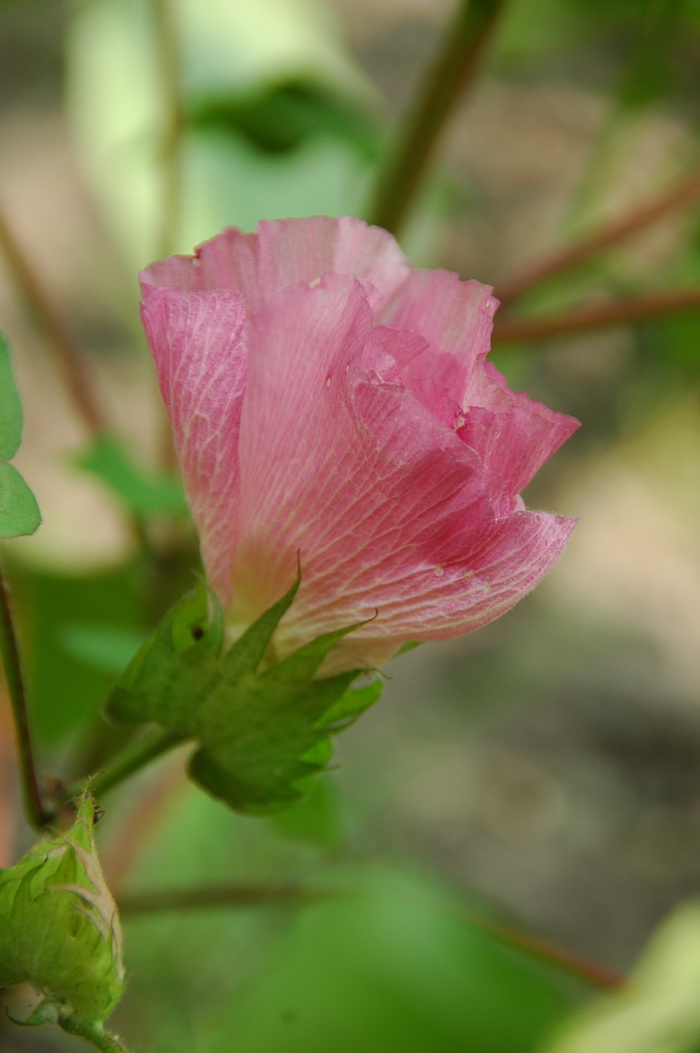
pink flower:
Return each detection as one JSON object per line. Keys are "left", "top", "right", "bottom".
{"left": 140, "top": 217, "right": 578, "bottom": 673}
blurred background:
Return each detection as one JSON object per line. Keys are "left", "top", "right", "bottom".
{"left": 1, "top": 0, "right": 700, "bottom": 1050}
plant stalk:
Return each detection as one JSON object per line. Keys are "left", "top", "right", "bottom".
{"left": 0, "top": 201, "right": 105, "bottom": 436}
{"left": 367, "top": 0, "right": 506, "bottom": 237}
{"left": 0, "top": 561, "right": 49, "bottom": 829}
{"left": 152, "top": 0, "right": 185, "bottom": 260}
{"left": 68, "top": 727, "right": 185, "bottom": 801}
{"left": 58, "top": 1012, "right": 133, "bottom": 1053}
{"left": 492, "top": 285, "right": 700, "bottom": 345}
{"left": 498, "top": 166, "right": 700, "bottom": 307}
{"left": 119, "top": 882, "right": 338, "bottom": 915}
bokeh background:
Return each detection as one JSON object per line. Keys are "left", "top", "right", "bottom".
{"left": 2, "top": 1, "right": 700, "bottom": 1050}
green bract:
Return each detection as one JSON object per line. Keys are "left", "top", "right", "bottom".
{"left": 106, "top": 573, "right": 381, "bottom": 812}
{"left": 0, "top": 790, "right": 125, "bottom": 1024}
{"left": 0, "top": 333, "right": 40, "bottom": 538}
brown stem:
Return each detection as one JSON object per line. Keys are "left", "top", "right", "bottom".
{"left": 492, "top": 286, "right": 700, "bottom": 345}
{"left": 367, "top": 0, "right": 506, "bottom": 237}
{"left": 473, "top": 915, "right": 625, "bottom": 991}
{"left": 0, "top": 202, "right": 106, "bottom": 436}
{"left": 498, "top": 167, "right": 700, "bottom": 307}
{"left": 0, "top": 561, "right": 49, "bottom": 829}
{"left": 119, "top": 882, "right": 337, "bottom": 915}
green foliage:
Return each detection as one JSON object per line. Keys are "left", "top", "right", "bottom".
{"left": 120, "top": 864, "right": 580, "bottom": 1053}
{"left": 0, "top": 334, "right": 40, "bottom": 538}
{"left": 16, "top": 562, "right": 145, "bottom": 742}
{"left": 106, "top": 575, "right": 381, "bottom": 812}
{"left": 544, "top": 900, "right": 700, "bottom": 1053}
{"left": 190, "top": 78, "right": 380, "bottom": 157}
{"left": 76, "top": 433, "right": 188, "bottom": 519}
{"left": 0, "top": 789, "right": 125, "bottom": 1025}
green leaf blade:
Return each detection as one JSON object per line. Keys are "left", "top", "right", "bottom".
{"left": 0, "top": 333, "right": 24, "bottom": 461}
{"left": 0, "top": 462, "right": 41, "bottom": 538}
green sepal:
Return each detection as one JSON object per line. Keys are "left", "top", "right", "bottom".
{"left": 106, "top": 573, "right": 382, "bottom": 812}
{"left": 0, "top": 789, "right": 125, "bottom": 1024}
{"left": 0, "top": 334, "right": 40, "bottom": 537}
{"left": 75, "top": 432, "right": 189, "bottom": 518}
{"left": 106, "top": 581, "right": 224, "bottom": 729}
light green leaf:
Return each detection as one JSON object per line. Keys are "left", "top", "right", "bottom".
{"left": 0, "top": 789, "right": 125, "bottom": 1025}
{"left": 0, "top": 461, "right": 41, "bottom": 538}
{"left": 106, "top": 573, "right": 382, "bottom": 812}
{"left": 544, "top": 900, "right": 700, "bottom": 1053}
{"left": 0, "top": 335, "right": 40, "bottom": 538}
{"left": 0, "top": 333, "right": 23, "bottom": 460}
{"left": 76, "top": 433, "right": 188, "bottom": 518}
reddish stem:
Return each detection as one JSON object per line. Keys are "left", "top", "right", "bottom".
{"left": 498, "top": 167, "right": 700, "bottom": 308}
{"left": 0, "top": 203, "right": 106, "bottom": 436}
{"left": 492, "top": 286, "right": 700, "bottom": 344}
{"left": 473, "top": 915, "right": 625, "bottom": 991}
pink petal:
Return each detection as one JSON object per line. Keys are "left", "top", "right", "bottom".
{"left": 373, "top": 266, "right": 579, "bottom": 506}
{"left": 140, "top": 216, "right": 411, "bottom": 314}
{"left": 458, "top": 361, "right": 580, "bottom": 499}
{"left": 383, "top": 268, "right": 498, "bottom": 405}
{"left": 140, "top": 289, "right": 247, "bottom": 604}
{"left": 227, "top": 274, "right": 576, "bottom": 671}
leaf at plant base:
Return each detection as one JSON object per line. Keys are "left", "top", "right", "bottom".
{"left": 0, "top": 333, "right": 23, "bottom": 460}
{"left": 106, "top": 573, "right": 382, "bottom": 812}
{"left": 544, "top": 900, "right": 700, "bottom": 1053}
{"left": 0, "top": 461, "right": 41, "bottom": 537}
{"left": 0, "top": 789, "right": 125, "bottom": 1025}
{"left": 76, "top": 432, "right": 189, "bottom": 518}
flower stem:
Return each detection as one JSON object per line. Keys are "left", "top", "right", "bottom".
{"left": 498, "top": 166, "right": 700, "bottom": 307}
{"left": 68, "top": 727, "right": 185, "bottom": 801}
{"left": 0, "top": 200, "right": 105, "bottom": 436}
{"left": 119, "top": 882, "right": 338, "bottom": 915}
{"left": 366, "top": 0, "right": 506, "bottom": 237}
{"left": 492, "top": 285, "right": 700, "bottom": 345}
{"left": 152, "top": 0, "right": 185, "bottom": 260}
{"left": 0, "top": 561, "right": 49, "bottom": 829}
{"left": 471, "top": 915, "right": 625, "bottom": 991}
{"left": 58, "top": 1012, "right": 132, "bottom": 1053}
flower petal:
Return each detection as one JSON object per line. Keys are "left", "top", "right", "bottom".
{"left": 383, "top": 268, "right": 498, "bottom": 405}
{"left": 458, "top": 361, "right": 580, "bottom": 499}
{"left": 140, "top": 289, "right": 247, "bottom": 604}
{"left": 140, "top": 216, "right": 411, "bottom": 314}
{"left": 228, "top": 274, "right": 575, "bottom": 671}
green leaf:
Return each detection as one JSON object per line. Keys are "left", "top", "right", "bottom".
{"left": 0, "top": 461, "right": 41, "bottom": 538}
{"left": 75, "top": 433, "right": 188, "bottom": 518}
{"left": 106, "top": 574, "right": 382, "bottom": 813}
{"left": 0, "top": 788, "right": 125, "bottom": 1025}
{"left": 0, "top": 333, "right": 23, "bottom": 460}
{"left": 0, "top": 335, "right": 40, "bottom": 538}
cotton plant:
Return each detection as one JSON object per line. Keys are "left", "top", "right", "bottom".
{"left": 2, "top": 1, "right": 699, "bottom": 1051}
{"left": 0, "top": 215, "right": 575, "bottom": 1047}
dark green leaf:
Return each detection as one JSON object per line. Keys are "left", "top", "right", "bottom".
{"left": 190, "top": 78, "right": 380, "bottom": 158}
